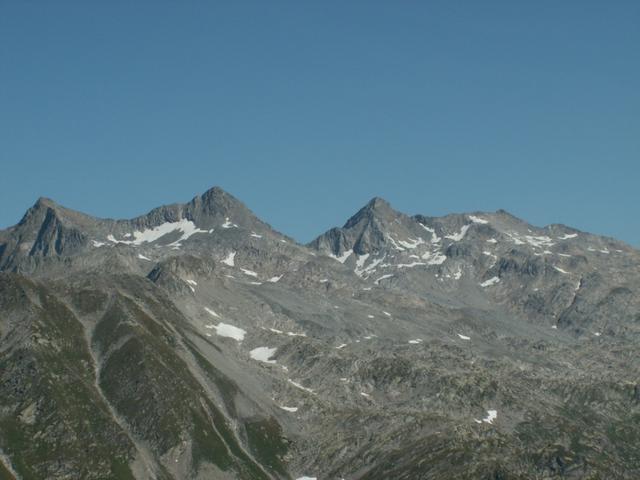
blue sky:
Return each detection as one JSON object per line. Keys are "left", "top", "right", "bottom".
{"left": 1, "top": 1, "right": 638, "bottom": 245}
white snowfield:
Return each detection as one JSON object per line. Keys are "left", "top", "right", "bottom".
{"left": 287, "top": 379, "right": 315, "bottom": 394}
{"left": 267, "top": 275, "right": 283, "bottom": 283}
{"left": 221, "top": 217, "right": 238, "bottom": 229}
{"left": 386, "top": 235, "right": 406, "bottom": 252}
{"left": 524, "top": 235, "right": 555, "bottom": 248}
{"left": 374, "top": 274, "right": 394, "bottom": 284}
{"left": 445, "top": 224, "right": 471, "bottom": 242}
{"left": 250, "top": 347, "right": 277, "bottom": 364}
{"left": 222, "top": 251, "right": 236, "bottom": 266}
{"left": 480, "top": 276, "right": 500, "bottom": 287}
{"left": 355, "top": 253, "right": 370, "bottom": 270}
{"left": 396, "top": 261, "right": 427, "bottom": 269}
{"left": 240, "top": 268, "right": 258, "bottom": 277}
{"left": 457, "top": 334, "right": 471, "bottom": 341}
{"left": 212, "top": 323, "right": 246, "bottom": 341}
{"left": 329, "top": 249, "right": 353, "bottom": 263}
{"left": 356, "top": 255, "right": 384, "bottom": 277}
{"left": 107, "top": 219, "right": 208, "bottom": 246}
{"left": 559, "top": 233, "right": 578, "bottom": 240}
{"left": 296, "top": 477, "right": 317, "bottom": 480}
{"left": 397, "top": 237, "right": 426, "bottom": 249}
{"left": 408, "top": 339, "right": 423, "bottom": 344}
{"left": 553, "top": 266, "right": 570, "bottom": 274}
{"left": 468, "top": 215, "right": 488, "bottom": 224}
{"left": 137, "top": 254, "right": 151, "bottom": 261}
{"left": 204, "top": 307, "right": 220, "bottom": 318}
{"left": 418, "top": 223, "right": 441, "bottom": 243}
{"left": 475, "top": 409, "right": 498, "bottom": 424}
{"left": 421, "top": 250, "right": 447, "bottom": 265}
{"left": 279, "top": 406, "right": 298, "bottom": 413}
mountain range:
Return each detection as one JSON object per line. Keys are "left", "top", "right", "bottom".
{"left": 1, "top": 186, "right": 639, "bottom": 479}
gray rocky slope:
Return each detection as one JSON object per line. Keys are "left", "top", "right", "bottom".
{"left": 0, "top": 186, "right": 639, "bottom": 479}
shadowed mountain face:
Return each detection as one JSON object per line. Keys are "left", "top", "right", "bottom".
{"left": 1, "top": 187, "right": 639, "bottom": 479}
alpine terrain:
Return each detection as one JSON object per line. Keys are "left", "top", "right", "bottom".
{"left": 1, "top": 186, "right": 639, "bottom": 479}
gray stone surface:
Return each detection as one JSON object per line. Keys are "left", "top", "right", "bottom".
{"left": 1, "top": 187, "right": 639, "bottom": 479}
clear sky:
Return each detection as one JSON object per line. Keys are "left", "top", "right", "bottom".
{"left": 1, "top": 1, "right": 638, "bottom": 245}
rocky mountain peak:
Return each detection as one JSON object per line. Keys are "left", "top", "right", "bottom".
{"left": 343, "top": 196, "right": 400, "bottom": 229}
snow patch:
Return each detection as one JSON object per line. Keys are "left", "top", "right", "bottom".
{"left": 355, "top": 253, "right": 370, "bottom": 270}
{"left": 329, "top": 250, "right": 353, "bottom": 263}
{"left": 480, "top": 277, "right": 500, "bottom": 287}
{"left": 421, "top": 250, "right": 447, "bottom": 265}
{"left": 396, "top": 261, "right": 427, "bottom": 269}
{"left": 137, "top": 254, "right": 151, "bottom": 261}
{"left": 445, "top": 225, "right": 471, "bottom": 242}
{"left": 475, "top": 410, "right": 497, "bottom": 424}
{"left": 267, "top": 275, "right": 283, "bottom": 283}
{"left": 468, "top": 215, "right": 488, "bottom": 224}
{"left": 108, "top": 219, "right": 207, "bottom": 246}
{"left": 222, "top": 251, "right": 236, "bottom": 266}
{"left": 525, "top": 235, "right": 555, "bottom": 248}
{"left": 280, "top": 406, "right": 298, "bottom": 413}
{"left": 457, "top": 334, "right": 471, "bottom": 341}
{"left": 213, "top": 323, "right": 246, "bottom": 341}
{"left": 240, "top": 268, "right": 258, "bottom": 277}
{"left": 288, "top": 379, "right": 314, "bottom": 394}
{"left": 250, "top": 347, "right": 277, "bottom": 364}
{"left": 374, "top": 274, "right": 394, "bottom": 284}
{"left": 397, "top": 237, "right": 425, "bottom": 249}
{"left": 418, "top": 223, "right": 441, "bottom": 243}
{"left": 505, "top": 232, "right": 525, "bottom": 245}
{"left": 221, "top": 217, "right": 238, "bottom": 229}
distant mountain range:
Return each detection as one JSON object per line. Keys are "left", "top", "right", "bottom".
{"left": 1, "top": 186, "right": 639, "bottom": 479}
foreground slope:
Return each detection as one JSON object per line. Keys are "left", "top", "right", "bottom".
{"left": 1, "top": 188, "right": 639, "bottom": 479}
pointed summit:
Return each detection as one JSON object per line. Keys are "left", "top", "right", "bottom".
{"left": 18, "top": 197, "right": 60, "bottom": 226}
{"left": 182, "top": 185, "right": 273, "bottom": 233}
{"left": 343, "top": 196, "right": 401, "bottom": 229}
{"left": 310, "top": 197, "right": 408, "bottom": 256}
{"left": 197, "top": 186, "right": 243, "bottom": 215}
